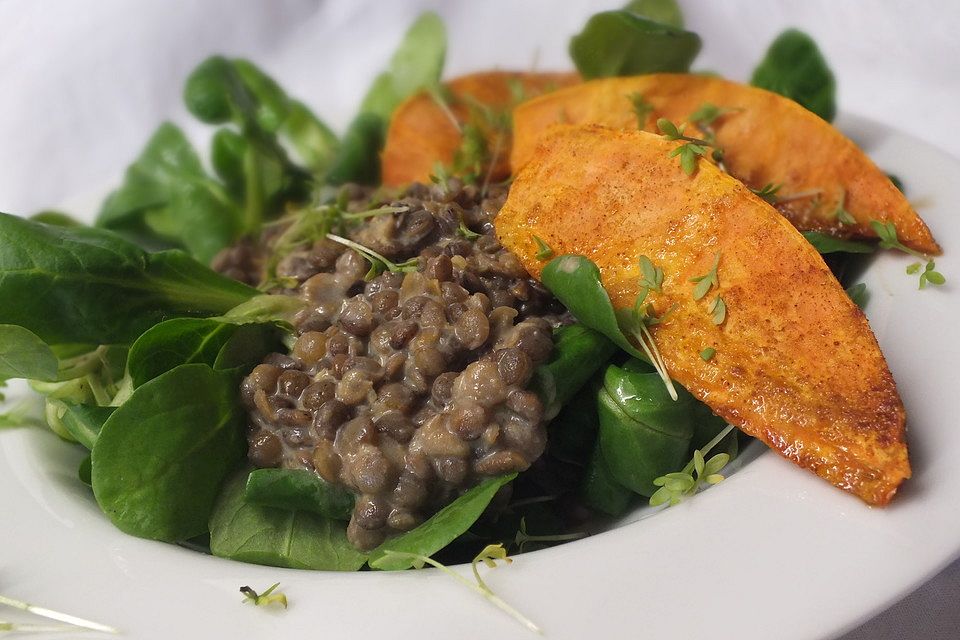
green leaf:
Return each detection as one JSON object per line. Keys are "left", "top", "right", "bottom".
{"left": 327, "top": 13, "right": 445, "bottom": 186}
{"left": 887, "top": 173, "right": 905, "bottom": 194}
{"left": 533, "top": 235, "right": 555, "bottom": 261}
{"left": 210, "top": 128, "right": 248, "bottom": 198}
{"left": 359, "top": 12, "right": 447, "bottom": 122}
{"left": 802, "top": 231, "right": 876, "bottom": 254}
{"left": 597, "top": 362, "right": 693, "bottom": 496}
{"left": 638, "top": 255, "right": 663, "bottom": 292}
{"left": 570, "top": 11, "right": 701, "bottom": 79}
{"left": 79, "top": 454, "right": 92, "bottom": 486}
{"left": 709, "top": 295, "right": 726, "bottom": 325}
{"left": 212, "top": 323, "right": 284, "bottom": 372}
{"left": 97, "top": 123, "right": 241, "bottom": 262}
{"left": 182, "top": 56, "right": 316, "bottom": 233}
{"left": 580, "top": 441, "right": 635, "bottom": 516}
{"left": 693, "top": 449, "right": 705, "bottom": 476}
{"left": 845, "top": 283, "right": 868, "bottom": 309}
{"left": 325, "top": 112, "right": 387, "bottom": 186}
{"left": 210, "top": 470, "right": 367, "bottom": 571}
{"left": 91, "top": 364, "right": 246, "bottom": 542}
{"left": 530, "top": 324, "right": 617, "bottom": 420}
{"left": 688, "top": 102, "right": 737, "bottom": 128}
{"left": 919, "top": 260, "right": 946, "bottom": 289}
{"left": 0, "top": 325, "right": 58, "bottom": 381}
{"left": 127, "top": 319, "right": 239, "bottom": 388}
{"left": 231, "top": 59, "right": 290, "bottom": 133}
{"left": 97, "top": 123, "right": 206, "bottom": 227}
{"left": 282, "top": 100, "right": 340, "bottom": 176}
{"left": 128, "top": 317, "right": 283, "bottom": 388}
{"left": 55, "top": 402, "right": 115, "bottom": 450}
{"left": 750, "top": 183, "right": 782, "bottom": 204}
{"left": 183, "top": 57, "right": 239, "bottom": 124}
{"left": 369, "top": 473, "right": 517, "bottom": 571}
{"left": 689, "top": 252, "right": 720, "bottom": 300}
{"left": 541, "top": 255, "right": 646, "bottom": 361}
{"left": 0, "top": 214, "right": 257, "bottom": 345}
{"left": 243, "top": 468, "right": 354, "bottom": 520}
{"left": 214, "top": 294, "right": 306, "bottom": 326}
{"left": 699, "top": 347, "right": 715, "bottom": 361}
{"left": 622, "top": 0, "right": 684, "bottom": 28}
{"left": 703, "top": 453, "right": 730, "bottom": 476}
{"left": 657, "top": 118, "right": 681, "bottom": 139}
{"left": 750, "top": 29, "right": 837, "bottom": 122}
{"left": 30, "top": 211, "right": 82, "bottom": 227}
{"left": 924, "top": 270, "right": 946, "bottom": 286}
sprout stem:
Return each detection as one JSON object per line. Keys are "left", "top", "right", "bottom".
{"left": 0, "top": 595, "right": 117, "bottom": 634}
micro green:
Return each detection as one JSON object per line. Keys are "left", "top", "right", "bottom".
{"left": 513, "top": 517, "right": 586, "bottom": 553}
{"left": 638, "top": 255, "right": 664, "bottom": 295}
{"left": 0, "top": 594, "right": 117, "bottom": 635}
{"left": 688, "top": 102, "right": 739, "bottom": 129}
{"left": 430, "top": 161, "right": 452, "bottom": 195}
{"left": 458, "top": 216, "right": 481, "bottom": 240}
{"left": 871, "top": 220, "right": 922, "bottom": 256}
{"left": 833, "top": 189, "right": 856, "bottom": 225}
{"left": 541, "top": 255, "right": 679, "bottom": 400}
{"left": 622, "top": 300, "right": 679, "bottom": 401}
{"left": 261, "top": 202, "right": 408, "bottom": 288}
{"left": 453, "top": 121, "right": 489, "bottom": 184}
{"left": 533, "top": 235, "right": 555, "bottom": 261}
{"left": 699, "top": 347, "right": 716, "bottom": 361}
{"left": 240, "top": 583, "right": 288, "bottom": 609}
{"left": 709, "top": 295, "right": 727, "bottom": 325}
{"left": 628, "top": 92, "right": 655, "bottom": 129}
{"left": 649, "top": 424, "right": 735, "bottom": 506}
{"left": 376, "top": 544, "right": 541, "bottom": 634}
{"left": 657, "top": 118, "right": 717, "bottom": 175}
{"left": 871, "top": 220, "right": 946, "bottom": 289}
{"left": 689, "top": 251, "right": 721, "bottom": 300}
{"left": 917, "top": 261, "right": 946, "bottom": 289}
{"left": 751, "top": 183, "right": 782, "bottom": 204}
{"left": 326, "top": 233, "right": 420, "bottom": 280}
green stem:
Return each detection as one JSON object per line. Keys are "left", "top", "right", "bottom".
{"left": 85, "top": 374, "right": 111, "bottom": 406}
{"left": 242, "top": 146, "right": 264, "bottom": 234}
{"left": 632, "top": 323, "right": 678, "bottom": 401}
{"left": 681, "top": 423, "right": 736, "bottom": 475}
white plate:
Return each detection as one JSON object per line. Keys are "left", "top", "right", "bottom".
{"left": 3, "top": 3, "right": 960, "bottom": 638}
{"left": 2, "top": 116, "right": 958, "bottom": 640}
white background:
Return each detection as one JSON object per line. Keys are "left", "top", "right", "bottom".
{"left": 1, "top": 1, "right": 958, "bottom": 637}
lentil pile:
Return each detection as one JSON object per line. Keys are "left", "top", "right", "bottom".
{"left": 227, "top": 181, "right": 567, "bottom": 550}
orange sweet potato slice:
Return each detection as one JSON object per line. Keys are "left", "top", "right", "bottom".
{"left": 381, "top": 70, "right": 579, "bottom": 187}
{"left": 510, "top": 74, "right": 939, "bottom": 254}
{"left": 497, "top": 124, "right": 910, "bottom": 505}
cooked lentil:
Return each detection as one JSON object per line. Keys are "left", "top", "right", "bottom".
{"left": 227, "top": 180, "right": 567, "bottom": 550}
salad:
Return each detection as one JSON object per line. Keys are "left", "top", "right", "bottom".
{"left": 0, "top": 0, "right": 944, "bottom": 632}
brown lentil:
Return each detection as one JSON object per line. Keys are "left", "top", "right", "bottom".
{"left": 236, "top": 182, "right": 568, "bottom": 550}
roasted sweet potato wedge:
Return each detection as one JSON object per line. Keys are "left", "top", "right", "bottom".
{"left": 381, "top": 70, "right": 579, "bottom": 187}
{"left": 497, "top": 125, "right": 910, "bottom": 505}
{"left": 510, "top": 74, "right": 939, "bottom": 254}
